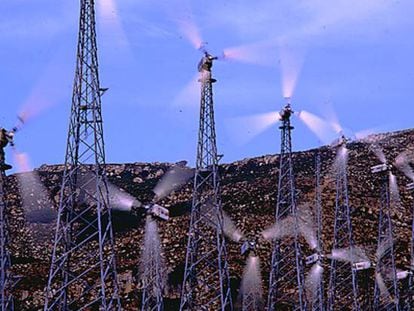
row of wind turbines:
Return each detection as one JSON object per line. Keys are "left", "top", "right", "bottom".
{"left": 1, "top": 1, "right": 413, "bottom": 310}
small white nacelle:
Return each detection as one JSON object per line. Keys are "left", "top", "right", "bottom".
{"left": 407, "top": 182, "right": 414, "bottom": 191}
{"left": 306, "top": 253, "right": 320, "bottom": 265}
{"left": 396, "top": 270, "right": 411, "bottom": 280}
{"left": 148, "top": 204, "right": 169, "bottom": 221}
{"left": 371, "top": 164, "right": 389, "bottom": 174}
{"left": 241, "top": 240, "right": 256, "bottom": 256}
{"left": 353, "top": 261, "right": 371, "bottom": 271}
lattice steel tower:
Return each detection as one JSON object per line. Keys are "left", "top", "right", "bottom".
{"left": 180, "top": 52, "right": 233, "bottom": 311}
{"left": 44, "top": 0, "right": 120, "bottom": 309}
{"left": 141, "top": 216, "right": 165, "bottom": 311}
{"left": 267, "top": 100, "right": 306, "bottom": 311}
{"left": 403, "top": 183, "right": 414, "bottom": 311}
{"left": 372, "top": 167, "right": 400, "bottom": 311}
{"left": 311, "top": 150, "right": 324, "bottom": 311}
{"left": 0, "top": 159, "right": 14, "bottom": 310}
{"left": 327, "top": 139, "right": 360, "bottom": 311}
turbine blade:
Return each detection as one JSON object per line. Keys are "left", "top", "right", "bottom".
{"left": 173, "top": 73, "right": 200, "bottom": 108}
{"left": 18, "top": 49, "right": 72, "bottom": 126}
{"left": 140, "top": 216, "right": 167, "bottom": 288}
{"left": 12, "top": 149, "right": 57, "bottom": 224}
{"left": 353, "top": 246, "right": 369, "bottom": 262}
{"left": 77, "top": 172, "right": 141, "bottom": 211}
{"left": 97, "top": 0, "right": 133, "bottom": 56}
{"left": 12, "top": 149, "right": 31, "bottom": 173}
{"left": 375, "top": 239, "right": 392, "bottom": 261}
{"left": 164, "top": 0, "right": 209, "bottom": 53}
{"left": 226, "top": 111, "right": 280, "bottom": 146}
{"left": 389, "top": 172, "right": 402, "bottom": 210}
{"left": 329, "top": 248, "right": 352, "bottom": 262}
{"left": 354, "top": 128, "right": 377, "bottom": 141}
{"left": 296, "top": 110, "right": 337, "bottom": 144}
{"left": 279, "top": 43, "right": 306, "bottom": 98}
{"left": 222, "top": 211, "right": 244, "bottom": 242}
{"left": 370, "top": 144, "right": 387, "bottom": 164}
{"left": 305, "top": 263, "right": 324, "bottom": 300}
{"left": 330, "top": 246, "right": 368, "bottom": 263}
{"left": 200, "top": 202, "right": 244, "bottom": 242}
{"left": 297, "top": 204, "right": 318, "bottom": 250}
{"left": 319, "top": 101, "right": 343, "bottom": 135}
{"left": 375, "top": 272, "right": 391, "bottom": 301}
{"left": 176, "top": 17, "right": 204, "bottom": 50}
{"left": 333, "top": 145, "right": 348, "bottom": 171}
{"left": 107, "top": 183, "right": 141, "bottom": 212}
{"left": 262, "top": 216, "right": 295, "bottom": 240}
{"left": 153, "top": 165, "right": 194, "bottom": 202}
{"left": 395, "top": 151, "right": 414, "bottom": 182}
{"left": 240, "top": 255, "right": 264, "bottom": 308}
{"left": 222, "top": 40, "right": 278, "bottom": 67}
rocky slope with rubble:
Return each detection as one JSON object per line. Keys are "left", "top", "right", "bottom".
{"left": 4, "top": 128, "right": 414, "bottom": 310}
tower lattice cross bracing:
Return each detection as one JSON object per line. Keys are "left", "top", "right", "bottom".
{"left": 267, "top": 102, "right": 306, "bottom": 311}
{"left": 373, "top": 171, "right": 400, "bottom": 311}
{"left": 0, "top": 168, "right": 14, "bottom": 311}
{"left": 43, "top": 0, "right": 121, "bottom": 309}
{"left": 327, "top": 144, "right": 360, "bottom": 311}
{"left": 180, "top": 53, "right": 233, "bottom": 311}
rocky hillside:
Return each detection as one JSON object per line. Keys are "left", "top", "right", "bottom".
{"left": 4, "top": 128, "right": 414, "bottom": 310}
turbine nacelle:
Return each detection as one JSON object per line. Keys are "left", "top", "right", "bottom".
{"left": 305, "top": 253, "right": 322, "bottom": 266}
{"left": 330, "top": 134, "right": 348, "bottom": 148}
{"left": 1, "top": 127, "right": 17, "bottom": 146}
{"left": 5, "top": 130, "right": 15, "bottom": 145}
{"left": 1, "top": 122, "right": 23, "bottom": 170}
{"left": 198, "top": 52, "right": 218, "bottom": 73}
{"left": 406, "top": 182, "right": 414, "bottom": 191}
{"left": 371, "top": 163, "right": 392, "bottom": 174}
{"left": 396, "top": 270, "right": 411, "bottom": 280}
{"left": 140, "top": 163, "right": 193, "bottom": 221}
{"left": 279, "top": 98, "right": 293, "bottom": 121}
{"left": 241, "top": 239, "right": 257, "bottom": 257}
{"left": 352, "top": 261, "right": 371, "bottom": 271}
{"left": 144, "top": 203, "right": 170, "bottom": 221}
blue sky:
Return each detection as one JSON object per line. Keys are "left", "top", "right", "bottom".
{"left": 1, "top": 0, "right": 413, "bottom": 170}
